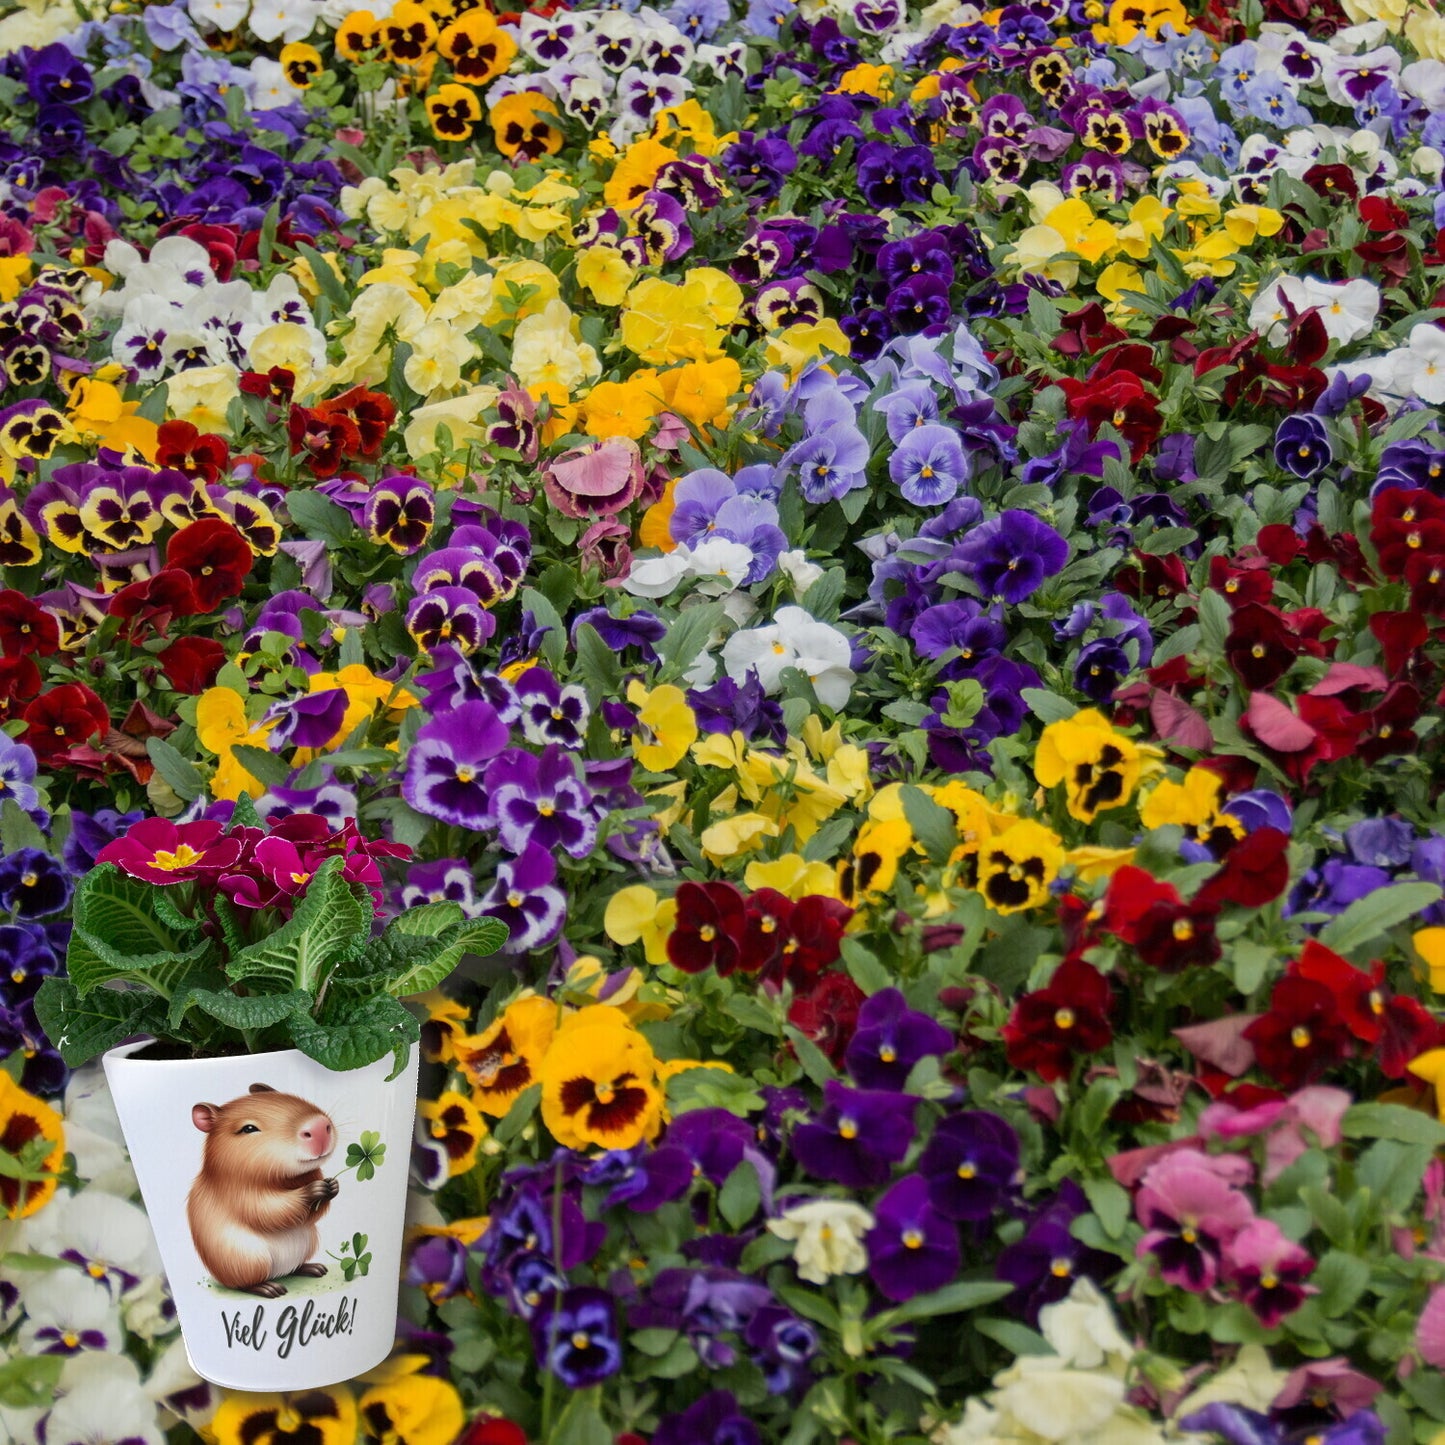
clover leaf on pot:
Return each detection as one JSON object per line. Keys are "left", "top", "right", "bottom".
{"left": 34, "top": 814, "right": 507, "bottom": 1074}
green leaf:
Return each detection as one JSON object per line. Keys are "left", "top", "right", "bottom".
{"left": 872, "top": 1279, "right": 1013, "bottom": 1328}
{"left": 900, "top": 784, "right": 956, "bottom": 867}
{"left": 493, "top": 1082, "right": 540, "bottom": 1144}
{"left": 230, "top": 744, "right": 294, "bottom": 792}
{"left": 356, "top": 916, "right": 509, "bottom": 998}
{"left": 227, "top": 857, "right": 369, "bottom": 994}
{"left": 1197, "top": 588, "right": 1231, "bottom": 656}
{"left": 718, "top": 1161, "right": 761, "bottom": 1229}
{"left": 1082, "top": 1176, "right": 1131, "bottom": 1240}
{"left": 1020, "top": 688, "right": 1078, "bottom": 725}
{"left": 229, "top": 792, "right": 263, "bottom": 831}
{"left": 0, "top": 1353, "right": 63, "bottom": 1409}
{"left": 0, "top": 800, "right": 47, "bottom": 856}
{"left": 549, "top": 1397, "right": 612, "bottom": 1445}
{"left": 387, "top": 902, "right": 465, "bottom": 937}
{"left": 168, "top": 986, "right": 312, "bottom": 1034}
{"left": 656, "top": 601, "right": 724, "bottom": 680}
{"left": 1138, "top": 526, "right": 1199, "bottom": 556}
{"left": 1341, "top": 1102, "right": 1445, "bottom": 1147}
{"left": 973, "top": 1318, "right": 1053, "bottom": 1356}
{"left": 283, "top": 490, "right": 356, "bottom": 548}
{"left": 145, "top": 738, "right": 203, "bottom": 803}
{"left": 783, "top": 1026, "right": 836, "bottom": 1088}
{"left": 1310, "top": 1250, "right": 1370, "bottom": 1317}
{"left": 69, "top": 865, "right": 210, "bottom": 998}
{"left": 33, "top": 978, "right": 167, "bottom": 1067}
{"left": 573, "top": 622, "right": 624, "bottom": 700}
{"left": 1317, "top": 882, "right": 1443, "bottom": 954}
{"left": 289, "top": 991, "right": 419, "bottom": 1078}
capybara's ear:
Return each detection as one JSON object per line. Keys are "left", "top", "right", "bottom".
{"left": 192, "top": 1104, "right": 218, "bottom": 1132}
{"left": 248, "top": 1083, "right": 276, "bottom": 1094}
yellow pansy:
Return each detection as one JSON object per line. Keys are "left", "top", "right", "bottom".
{"left": 1097, "top": 260, "right": 1144, "bottom": 304}
{"left": 358, "top": 1372, "right": 464, "bottom": 1445}
{"left": 65, "top": 378, "right": 158, "bottom": 459}
{"left": 1042, "top": 198, "right": 1119, "bottom": 263}
{"left": 163, "top": 366, "right": 240, "bottom": 438}
{"left": 1009, "top": 225, "right": 1078, "bottom": 288}
{"left": 744, "top": 853, "right": 840, "bottom": 899}
{"left": 763, "top": 319, "right": 851, "bottom": 378}
{"left": 195, "top": 688, "right": 275, "bottom": 801}
{"left": 701, "top": 811, "right": 778, "bottom": 862}
{"left": 0, "top": 256, "right": 32, "bottom": 303}
{"left": 660, "top": 357, "right": 743, "bottom": 430}
{"left": 833, "top": 62, "right": 893, "bottom": 98}
{"left": 1034, "top": 708, "right": 1142, "bottom": 823}
{"left": 1224, "top": 206, "right": 1285, "bottom": 245}
{"left": 576, "top": 244, "right": 635, "bottom": 307}
{"left": 1067, "top": 845, "right": 1138, "bottom": 883}
{"left": 604, "top": 886, "right": 678, "bottom": 966}
{"left": 1408, "top": 1048, "right": 1445, "bottom": 1121}
{"left": 627, "top": 680, "right": 698, "bottom": 771}
{"left": 651, "top": 99, "right": 733, "bottom": 157}
{"left": 1116, "top": 195, "right": 1171, "bottom": 260}
{"left": 978, "top": 818, "right": 1067, "bottom": 914}
{"left": 603, "top": 136, "right": 677, "bottom": 210}
{"left": 1415, "top": 928, "right": 1445, "bottom": 993}
{"left": 583, "top": 375, "right": 666, "bottom": 440}
{"left": 538, "top": 1008, "right": 663, "bottom": 1150}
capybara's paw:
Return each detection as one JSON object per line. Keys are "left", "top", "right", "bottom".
{"left": 292, "top": 1262, "right": 328, "bottom": 1277}
{"left": 322, "top": 1177, "right": 339, "bottom": 1200}
{"left": 243, "top": 1282, "right": 287, "bottom": 1298}
{"left": 303, "top": 1177, "right": 337, "bottom": 1209}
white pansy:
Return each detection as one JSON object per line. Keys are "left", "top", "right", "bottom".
{"left": 187, "top": 0, "right": 248, "bottom": 30}
{"left": 45, "top": 1351, "right": 165, "bottom": 1445}
{"left": 248, "top": 0, "right": 323, "bottom": 42}
{"left": 722, "top": 606, "right": 855, "bottom": 709}
{"left": 1387, "top": 323, "right": 1445, "bottom": 403}
{"left": 622, "top": 552, "right": 694, "bottom": 599}
{"left": 62, "top": 1066, "right": 135, "bottom": 1195}
{"left": 777, "top": 549, "right": 825, "bottom": 598}
{"left": 1171, "top": 1343, "right": 1288, "bottom": 1420}
{"left": 248, "top": 56, "right": 299, "bottom": 109}
{"left": 22, "top": 1190, "right": 161, "bottom": 1294}
{"left": 1247, "top": 274, "right": 1379, "bottom": 346}
{"left": 1414, "top": 145, "right": 1445, "bottom": 181}
{"left": 145, "top": 1338, "right": 216, "bottom": 1428}
{"left": 991, "top": 1355, "right": 1129, "bottom": 1440}
{"left": 1037, "top": 1278, "right": 1132, "bottom": 1369}
{"left": 1403, "top": 59, "right": 1445, "bottom": 107}
{"left": 768, "top": 1200, "right": 874, "bottom": 1285}
{"left": 17, "top": 1268, "right": 124, "bottom": 1357}
{"left": 121, "top": 1275, "right": 173, "bottom": 1343}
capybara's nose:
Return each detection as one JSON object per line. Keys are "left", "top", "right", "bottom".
{"left": 299, "top": 1116, "right": 333, "bottom": 1156}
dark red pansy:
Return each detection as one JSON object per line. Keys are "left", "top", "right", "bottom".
{"left": 239, "top": 366, "right": 296, "bottom": 404}
{"left": 0, "top": 656, "right": 41, "bottom": 722}
{"left": 108, "top": 568, "right": 200, "bottom": 632}
{"left": 287, "top": 404, "right": 362, "bottom": 479}
{"left": 0, "top": 590, "right": 57, "bottom": 658}
{"left": 1255, "top": 524, "right": 1303, "bottom": 566}
{"left": 1195, "top": 827, "right": 1291, "bottom": 910}
{"left": 1131, "top": 899, "right": 1221, "bottom": 972}
{"left": 317, "top": 385, "right": 396, "bottom": 457}
{"left": 1225, "top": 602, "right": 1300, "bottom": 690}
{"left": 156, "top": 419, "right": 230, "bottom": 484}
{"left": 1002, "top": 955, "right": 1112, "bottom": 1083}
{"left": 1209, "top": 555, "right": 1274, "bottom": 608}
{"left": 740, "top": 887, "right": 793, "bottom": 975}
{"left": 165, "top": 518, "right": 253, "bottom": 612}
{"left": 1369, "top": 611, "right": 1428, "bottom": 674}
{"left": 22, "top": 683, "right": 109, "bottom": 764}
{"left": 778, "top": 894, "right": 852, "bottom": 989}
{"left": 787, "top": 971, "right": 865, "bottom": 1066}
{"left": 1378, "top": 996, "right": 1444, "bottom": 1079}
{"left": 667, "top": 880, "right": 747, "bottom": 975}
{"left": 157, "top": 636, "right": 226, "bottom": 695}
{"left": 1102, "top": 865, "right": 1179, "bottom": 943}
{"left": 1244, "top": 975, "right": 1354, "bottom": 1089}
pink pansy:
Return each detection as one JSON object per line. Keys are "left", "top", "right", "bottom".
{"left": 542, "top": 438, "right": 646, "bottom": 520}
{"left": 1199, "top": 1086, "right": 1351, "bottom": 1185}
{"left": 1173, "top": 1015, "right": 1261, "bottom": 1076}
{"left": 1135, "top": 1149, "right": 1256, "bottom": 1292}
{"left": 1274, "top": 1359, "right": 1383, "bottom": 1419}
{"left": 1417, "top": 1285, "right": 1445, "bottom": 1369}
{"left": 1247, "top": 692, "right": 1316, "bottom": 752}
{"left": 1108, "top": 1138, "right": 1201, "bottom": 1190}
{"left": 1224, "top": 1218, "right": 1316, "bottom": 1328}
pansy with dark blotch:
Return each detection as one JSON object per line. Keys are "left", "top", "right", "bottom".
{"left": 364, "top": 475, "right": 435, "bottom": 555}
{"left": 479, "top": 841, "right": 566, "bottom": 953}
{"left": 531, "top": 1287, "right": 623, "bottom": 1388}
{"left": 484, "top": 745, "right": 597, "bottom": 859}
{"left": 949, "top": 509, "right": 1069, "bottom": 604}
{"left": 402, "top": 699, "right": 511, "bottom": 830}
{"left": 406, "top": 586, "right": 495, "bottom": 656}
{"left": 866, "top": 1174, "right": 961, "bottom": 1302}
{"left": 918, "top": 1111, "right": 1021, "bottom": 1221}
{"left": 515, "top": 665, "right": 591, "bottom": 749}
{"left": 264, "top": 687, "right": 348, "bottom": 753}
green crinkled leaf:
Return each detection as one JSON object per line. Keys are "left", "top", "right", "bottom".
{"left": 229, "top": 792, "right": 263, "bottom": 831}
{"left": 33, "top": 978, "right": 168, "bottom": 1067}
{"left": 289, "top": 991, "right": 419, "bottom": 1079}
{"left": 68, "top": 865, "right": 213, "bottom": 998}
{"left": 388, "top": 901, "right": 465, "bottom": 936}
{"left": 168, "top": 986, "right": 313, "bottom": 1034}
{"left": 227, "top": 857, "right": 369, "bottom": 994}
{"left": 382, "top": 918, "right": 508, "bottom": 997}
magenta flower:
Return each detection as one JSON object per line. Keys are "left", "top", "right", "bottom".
{"left": 1274, "top": 1359, "right": 1383, "bottom": 1420}
{"left": 1224, "top": 1218, "right": 1316, "bottom": 1327}
{"left": 95, "top": 817, "right": 240, "bottom": 886}
{"left": 1135, "top": 1148, "right": 1256, "bottom": 1291}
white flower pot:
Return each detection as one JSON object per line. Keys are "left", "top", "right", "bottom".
{"left": 103, "top": 1041, "right": 419, "bottom": 1392}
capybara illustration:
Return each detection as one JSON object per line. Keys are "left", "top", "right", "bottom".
{"left": 186, "top": 1083, "right": 340, "bottom": 1298}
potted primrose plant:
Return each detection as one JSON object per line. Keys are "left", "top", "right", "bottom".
{"left": 35, "top": 801, "right": 506, "bottom": 1392}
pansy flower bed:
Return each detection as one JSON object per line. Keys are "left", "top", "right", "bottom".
{"left": 4, "top": 0, "right": 1445, "bottom": 1437}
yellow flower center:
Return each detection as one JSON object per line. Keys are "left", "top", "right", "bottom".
{"left": 879, "top": 1045, "right": 896, "bottom": 1063}
{"left": 1261, "top": 1272, "right": 1278, "bottom": 1290}
{"left": 838, "top": 1116, "right": 858, "bottom": 1140}
{"left": 1291, "top": 1026, "right": 1311, "bottom": 1048}
{"left": 1054, "top": 1007, "right": 1074, "bottom": 1029}
{"left": 902, "top": 1228, "right": 924, "bottom": 1250}
{"left": 150, "top": 843, "right": 203, "bottom": 872}
{"left": 1173, "top": 919, "right": 1194, "bottom": 941}
{"left": 957, "top": 1162, "right": 976, "bottom": 1180}
{"left": 571, "top": 1331, "right": 592, "bottom": 1350}
{"left": 456, "top": 766, "right": 475, "bottom": 784}
{"left": 1050, "top": 1258, "right": 1072, "bottom": 1278}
